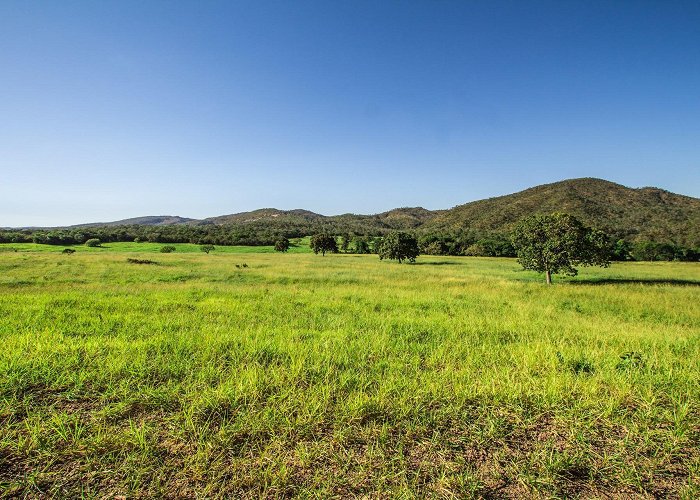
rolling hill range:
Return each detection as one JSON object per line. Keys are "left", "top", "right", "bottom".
{"left": 196, "top": 207, "right": 441, "bottom": 232}
{"left": 71, "top": 215, "right": 195, "bottom": 228}
{"left": 189, "top": 178, "right": 699, "bottom": 246}
{"left": 6, "top": 178, "right": 700, "bottom": 247}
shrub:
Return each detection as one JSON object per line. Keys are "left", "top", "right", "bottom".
{"left": 274, "top": 238, "right": 290, "bottom": 252}
{"left": 160, "top": 246, "right": 176, "bottom": 253}
{"left": 200, "top": 244, "right": 215, "bottom": 254}
{"left": 85, "top": 238, "right": 101, "bottom": 247}
{"left": 127, "top": 258, "right": 158, "bottom": 265}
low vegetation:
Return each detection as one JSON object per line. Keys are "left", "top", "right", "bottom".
{"left": 200, "top": 244, "right": 215, "bottom": 254}
{"left": 126, "top": 258, "right": 158, "bottom": 265}
{"left": 0, "top": 244, "right": 698, "bottom": 497}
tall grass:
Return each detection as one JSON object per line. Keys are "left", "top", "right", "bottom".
{"left": 0, "top": 248, "right": 698, "bottom": 497}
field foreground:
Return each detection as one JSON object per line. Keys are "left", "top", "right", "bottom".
{"left": 0, "top": 248, "right": 699, "bottom": 497}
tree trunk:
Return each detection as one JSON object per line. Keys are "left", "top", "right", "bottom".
{"left": 545, "top": 270, "right": 552, "bottom": 285}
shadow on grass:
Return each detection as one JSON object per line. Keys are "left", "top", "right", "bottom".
{"left": 412, "top": 261, "right": 463, "bottom": 266}
{"left": 569, "top": 278, "right": 700, "bottom": 287}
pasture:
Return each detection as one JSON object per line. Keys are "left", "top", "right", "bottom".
{"left": 0, "top": 244, "right": 698, "bottom": 497}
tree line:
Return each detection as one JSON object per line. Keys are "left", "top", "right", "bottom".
{"left": 1, "top": 222, "right": 698, "bottom": 262}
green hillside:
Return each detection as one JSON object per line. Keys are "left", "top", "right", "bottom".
{"left": 147, "top": 179, "right": 700, "bottom": 246}
{"left": 425, "top": 178, "right": 700, "bottom": 247}
{"left": 4, "top": 179, "right": 699, "bottom": 250}
{"left": 196, "top": 207, "right": 440, "bottom": 233}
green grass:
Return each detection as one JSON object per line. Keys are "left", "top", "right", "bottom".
{"left": 0, "top": 238, "right": 312, "bottom": 254}
{"left": 0, "top": 246, "right": 699, "bottom": 497}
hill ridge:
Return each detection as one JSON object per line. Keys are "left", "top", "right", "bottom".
{"left": 6, "top": 178, "right": 699, "bottom": 247}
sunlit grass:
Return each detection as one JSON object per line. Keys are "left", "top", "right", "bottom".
{"left": 0, "top": 247, "right": 698, "bottom": 497}
{"left": 0, "top": 238, "right": 312, "bottom": 254}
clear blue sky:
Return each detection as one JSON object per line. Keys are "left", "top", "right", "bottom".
{"left": 1, "top": 1, "right": 699, "bottom": 226}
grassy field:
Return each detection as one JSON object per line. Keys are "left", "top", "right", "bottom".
{"left": 0, "top": 244, "right": 699, "bottom": 498}
{"left": 0, "top": 239, "right": 312, "bottom": 254}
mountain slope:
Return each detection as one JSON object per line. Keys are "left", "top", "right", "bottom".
{"left": 71, "top": 216, "right": 195, "bottom": 228}
{"left": 425, "top": 178, "right": 700, "bottom": 246}
{"left": 199, "top": 209, "right": 325, "bottom": 225}
{"left": 8, "top": 178, "right": 698, "bottom": 247}
{"left": 197, "top": 207, "right": 440, "bottom": 232}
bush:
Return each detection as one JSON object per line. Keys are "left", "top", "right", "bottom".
{"left": 200, "top": 244, "right": 215, "bottom": 254}
{"left": 160, "top": 246, "right": 176, "bottom": 253}
{"left": 127, "top": 258, "right": 158, "bottom": 265}
{"left": 274, "top": 238, "right": 290, "bottom": 252}
{"left": 85, "top": 239, "right": 101, "bottom": 248}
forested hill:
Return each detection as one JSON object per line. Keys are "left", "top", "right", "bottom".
{"left": 193, "top": 178, "right": 699, "bottom": 246}
{"left": 196, "top": 207, "right": 440, "bottom": 232}
{"left": 4, "top": 178, "right": 699, "bottom": 249}
{"left": 424, "top": 178, "right": 700, "bottom": 247}
{"left": 72, "top": 216, "right": 195, "bottom": 228}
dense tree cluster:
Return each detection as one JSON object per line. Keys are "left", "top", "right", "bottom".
{"left": 417, "top": 232, "right": 516, "bottom": 257}
{"left": 0, "top": 224, "right": 308, "bottom": 247}
{"left": 0, "top": 216, "right": 698, "bottom": 261}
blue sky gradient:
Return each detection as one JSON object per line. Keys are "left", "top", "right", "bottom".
{"left": 1, "top": 1, "right": 699, "bottom": 226}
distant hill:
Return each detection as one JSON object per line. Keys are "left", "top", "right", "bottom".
{"left": 425, "top": 178, "right": 700, "bottom": 246}
{"left": 72, "top": 215, "right": 195, "bottom": 228}
{"left": 196, "top": 207, "right": 441, "bottom": 232}
{"left": 369, "top": 207, "right": 441, "bottom": 229}
{"left": 9, "top": 178, "right": 699, "bottom": 247}
{"left": 162, "top": 180, "right": 700, "bottom": 246}
{"left": 199, "top": 208, "right": 325, "bottom": 226}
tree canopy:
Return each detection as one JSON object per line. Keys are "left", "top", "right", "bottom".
{"left": 309, "top": 233, "right": 337, "bottom": 256}
{"left": 378, "top": 231, "right": 420, "bottom": 263}
{"left": 510, "top": 213, "right": 611, "bottom": 284}
{"left": 274, "top": 237, "right": 290, "bottom": 252}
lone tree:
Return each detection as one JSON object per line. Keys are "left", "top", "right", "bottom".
{"left": 200, "top": 244, "right": 215, "bottom": 254}
{"left": 510, "top": 213, "right": 611, "bottom": 284}
{"left": 274, "top": 237, "right": 290, "bottom": 252}
{"left": 310, "top": 233, "right": 337, "bottom": 256}
{"left": 378, "top": 231, "right": 420, "bottom": 263}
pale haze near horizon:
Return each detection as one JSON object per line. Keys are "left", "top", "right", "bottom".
{"left": 1, "top": 1, "right": 699, "bottom": 227}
